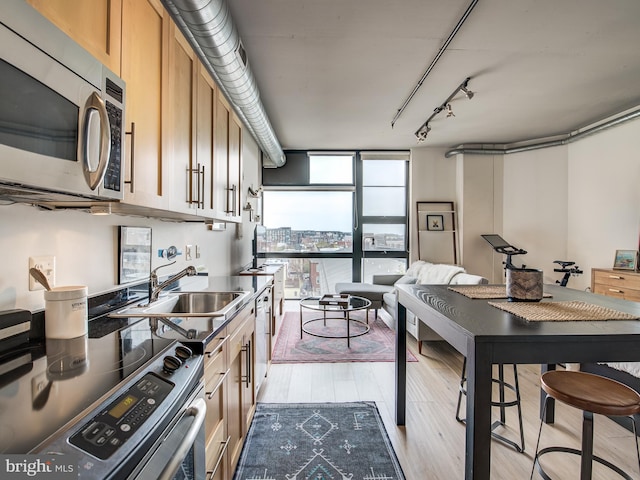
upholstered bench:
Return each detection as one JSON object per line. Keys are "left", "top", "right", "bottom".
{"left": 334, "top": 282, "right": 392, "bottom": 319}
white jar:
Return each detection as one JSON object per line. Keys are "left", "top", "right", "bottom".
{"left": 44, "top": 286, "right": 88, "bottom": 339}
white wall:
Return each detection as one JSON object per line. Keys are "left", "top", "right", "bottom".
{"left": 0, "top": 134, "right": 260, "bottom": 312}
{"left": 409, "top": 148, "right": 456, "bottom": 264}
{"left": 502, "top": 146, "right": 568, "bottom": 285}
{"left": 567, "top": 118, "right": 640, "bottom": 290}
{"left": 410, "top": 111, "right": 640, "bottom": 292}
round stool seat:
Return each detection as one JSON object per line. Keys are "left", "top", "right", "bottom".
{"left": 542, "top": 370, "right": 640, "bottom": 417}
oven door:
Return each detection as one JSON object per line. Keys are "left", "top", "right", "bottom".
{"left": 128, "top": 385, "right": 207, "bottom": 480}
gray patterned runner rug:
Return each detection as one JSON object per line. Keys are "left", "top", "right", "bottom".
{"left": 233, "top": 402, "right": 406, "bottom": 480}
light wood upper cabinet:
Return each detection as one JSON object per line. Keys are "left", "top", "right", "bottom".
{"left": 167, "top": 23, "right": 197, "bottom": 215}
{"left": 120, "top": 0, "right": 169, "bottom": 210}
{"left": 167, "top": 24, "right": 218, "bottom": 218}
{"left": 29, "top": 0, "right": 246, "bottom": 222}
{"left": 196, "top": 67, "right": 217, "bottom": 218}
{"left": 27, "top": 0, "right": 122, "bottom": 75}
{"left": 228, "top": 116, "right": 243, "bottom": 221}
{"left": 213, "top": 94, "right": 243, "bottom": 223}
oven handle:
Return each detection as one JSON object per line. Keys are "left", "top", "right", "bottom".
{"left": 157, "top": 397, "right": 207, "bottom": 480}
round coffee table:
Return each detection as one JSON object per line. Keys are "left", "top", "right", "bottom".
{"left": 299, "top": 295, "right": 372, "bottom": 347}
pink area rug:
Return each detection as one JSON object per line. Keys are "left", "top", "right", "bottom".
{"left": 272, "top": 310, "right": 418, "bottom": 363}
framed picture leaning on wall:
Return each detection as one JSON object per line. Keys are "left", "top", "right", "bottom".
{"left": 613, "top": 249, "right": 638, "bottom": 270}
{"left": 426, "top": 214, "right": 444, "bottom": 231}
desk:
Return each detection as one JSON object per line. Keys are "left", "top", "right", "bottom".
{"left": 394, "top": 284, "right": 640, "bottom": 480}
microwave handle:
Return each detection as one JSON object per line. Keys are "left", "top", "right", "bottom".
{"left": 80, "top": 92, "right": 111, "bottom": 190}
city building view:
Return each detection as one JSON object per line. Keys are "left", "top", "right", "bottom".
{"left": 257, "top": 227, "right": 406, "bottom": 298}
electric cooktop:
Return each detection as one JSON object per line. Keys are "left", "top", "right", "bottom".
{"left": 0, "top": 317, "right": 175, "bottom": 454}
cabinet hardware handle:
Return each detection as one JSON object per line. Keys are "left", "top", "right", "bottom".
{"left": 124, "top": 122, "right": 135, "bottom": 193}
{"left": 206, "top": 335, "right": 230, "bottom": 357}
{"left": 206, "top": 436, "right": 231, "bottom": 480}
{"left": 241, "top": 340, "right": 252, "bottom": 388}
{"left": 206, "top": 369, "right": 230, "bottom": 399}
{"left": 199, "top": 164, "right": 205, "bottom": 209}
{"left": 608, "top": 288, "right": 623, "bottom": 293}
{"left": 226, "top": 184, "right": 237, "bottom": 215}
{"left": 186, "top": 164, "right": 196, "bottom": 204}
{"left": 266, "top": 308, "right": 272, "bottom": 335}
{"left": 608, "top": 275, "right": 623, "bottom": 279}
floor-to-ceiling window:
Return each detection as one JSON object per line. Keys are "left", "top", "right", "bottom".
{"left": 260, "top": 151, "right": 409, "bottom": 298}
{"left": 359, "top": 153, "right": 409, "bottom": 283}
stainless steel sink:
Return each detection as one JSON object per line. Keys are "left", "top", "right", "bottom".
{"left": 111, "top": 291, "right": 250, "bottom": 318}
{"left": 168, "top": 292, "right": 244, "bottom": 314}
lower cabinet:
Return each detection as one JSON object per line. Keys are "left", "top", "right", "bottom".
{"left": 203, "top": 303, "right": 256, "bottom": 480}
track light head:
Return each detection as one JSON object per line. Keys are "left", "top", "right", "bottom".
{"left": 461, "top": 85, "right": 474, "bottom": 99}
{"left": 446, "top": 103, "right": 455, "bottom": 117}
{"left": 415, "top": 123, "right": 431, "bottom": 142}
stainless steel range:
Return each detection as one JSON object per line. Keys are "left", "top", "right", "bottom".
{"left": 0, "top": 312, "right": 205, "bottom": 479}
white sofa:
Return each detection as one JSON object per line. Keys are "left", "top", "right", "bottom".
{"left": 336, "top": 261, "right": 488, "bottom": 351}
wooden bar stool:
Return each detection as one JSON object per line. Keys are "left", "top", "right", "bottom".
{"left": 531, "top": 370, "right": 640, "bottom": 480}
{"left": 456, "top": 358, "right": 525, "bottom": 452}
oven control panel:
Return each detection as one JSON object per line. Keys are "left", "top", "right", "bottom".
{"left": 69, "top": 373, "right": 174, "bottom": 459}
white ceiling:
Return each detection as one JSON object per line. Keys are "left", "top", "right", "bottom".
{"left": 227, "top": 0, "right": 640, "bottom": 151}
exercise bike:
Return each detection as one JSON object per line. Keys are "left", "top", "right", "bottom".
{"left": 553, "top": 260, "right": 583, "bottom": 287}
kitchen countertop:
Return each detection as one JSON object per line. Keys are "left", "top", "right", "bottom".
{"left": 0, "top": 274, "right": 272, "bottom": 454}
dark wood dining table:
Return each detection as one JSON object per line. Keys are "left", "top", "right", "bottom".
{"left": 394, "top": 283, "right": 640, "bottom": 480}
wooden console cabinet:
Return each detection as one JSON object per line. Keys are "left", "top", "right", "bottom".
{"left": 591, "top": 268, "right": 640, "bottom": 302}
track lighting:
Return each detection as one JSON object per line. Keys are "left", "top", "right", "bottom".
{"left": 413, "top": 77, "right": 474, "bottom": 141}
{"left": 446, "top": 104, "right": 455, "bottom": 117}
{"left": 415, "top": 123, "right": 431, "bottom": 142}
{"left": 461, "top": 84, "right": 474, "bottom": 99}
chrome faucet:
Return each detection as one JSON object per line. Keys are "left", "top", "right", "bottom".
{"left": 148, "top": 262, "right": 197, "bottom": 303}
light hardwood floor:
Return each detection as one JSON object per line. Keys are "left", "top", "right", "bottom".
{"left": 257, "top": 302, "right": 640, "bottom": 479}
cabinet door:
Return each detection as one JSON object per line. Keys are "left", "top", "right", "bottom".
{"left": 213, "top": 94, "right": 230, "bottom": 220}
{"left": 241, "top": 322, "right": 256, "bottom": 431}
{"left": 227, "top": 115, "right": 243, "bottom": 222}
{"left": 226, "top": 307, "right": 256, "bottom": 473}
{"left": 121, "top": 0, "right": 168, "bottom": 210}
{"left": 227, "top": 323, "right": 244, "bottom": 473}
{"left": 167, "top": 22, "right": 197, "bottom": 215}
{"left": 27, "top": 0, "right": 122, "bottom": 74}
{"left": 196, "top": 66, "right": 217, "bottom": 218}
{"left": 204, "top": 333, "right": 229, "bottom": 480}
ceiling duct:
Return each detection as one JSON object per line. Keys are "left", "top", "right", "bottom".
{"left": 162, "top": 0, "right": 286, "bottom": 168}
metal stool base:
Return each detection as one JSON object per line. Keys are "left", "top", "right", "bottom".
{"left": 456, "top": 358, "right": 525, "bottom": 453}
{"left": 531, "top": 395, "right": 640, "bottom": 480}
{"left": 533, "top": 446, "right": 635, "bottom": 480}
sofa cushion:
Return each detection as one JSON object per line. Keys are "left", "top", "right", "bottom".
{"left": 417, "top": 264, "right": 465, "bottom": 284}
{"left": 449, "top": 273, "right": 488, "bottom": 285}
{"left": 334, "top": 282, "right": 393, "bottom": 302}
{"left": 406, "top": 261, "right": 432, "bottom": 277}
{"left": 394, "top": 275, "right": 417, "bottom": 286}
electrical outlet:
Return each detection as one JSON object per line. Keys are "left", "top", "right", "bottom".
{"left": 195, "top": 245, "right": 201, "bottom": 259}
{"left": 185, "top": 245, "right": 192, "bottom": 261}
{"left": 29, "top": 256, "right": 55, "bottom": 291}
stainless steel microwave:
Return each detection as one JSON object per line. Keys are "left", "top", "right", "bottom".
{"left": 0, "top": 1, "right": 125, "bottom": 201}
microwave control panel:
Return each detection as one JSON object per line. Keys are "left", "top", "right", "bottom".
{"left": 103, "top": 100, "right": 122, "bottom": 192}
{"left": 69, "top": 373, "right": 173, "bottom": 460}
